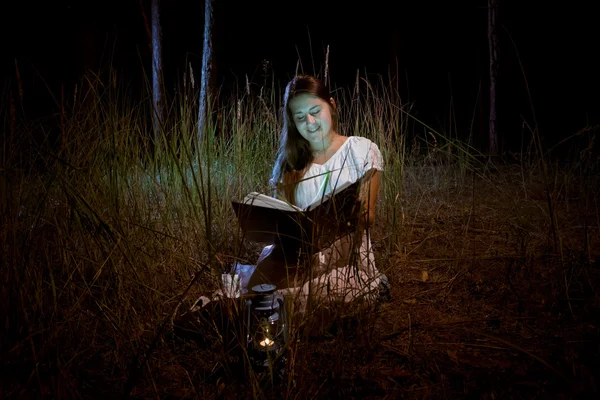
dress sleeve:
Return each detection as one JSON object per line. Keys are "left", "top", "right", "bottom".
{"left": 359, "top": 138, "right": 384, "bottom": 175}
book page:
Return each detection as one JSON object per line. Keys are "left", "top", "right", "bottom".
{"left": 241, "top": 192, "right": 302, "bottom": 212}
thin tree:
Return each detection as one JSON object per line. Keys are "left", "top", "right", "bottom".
{"left": 197, "top": 0, "right": 216, "bottom": 143}
{"left": 151, "top": 0, "right": 165, "bottom": 142}
{"left": 488, "top": 0, "right": 499, "bottom": 155}
{"left": 196, "top": 0, "right": 217, "bottom": 270}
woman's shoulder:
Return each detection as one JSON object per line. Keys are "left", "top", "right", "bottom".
{"left": 346, "top": 135, "right": 377, "bottom": 147}
{"left": 345, "top": 136, "right": 384, "bottom": 170}
{"left": 345, "top": 136, "right": 381, "bottom": 154}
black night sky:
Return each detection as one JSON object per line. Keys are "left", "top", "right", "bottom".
{"left": 2, "top": 0, "right": 599, "bottom": 147}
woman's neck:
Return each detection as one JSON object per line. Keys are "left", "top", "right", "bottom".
{"left": 311, "top": 132, "right": 339, "bottom": 154}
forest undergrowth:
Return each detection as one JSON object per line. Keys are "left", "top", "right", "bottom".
{"left": 1, "top": 69, "right": 599, "bottom": 399}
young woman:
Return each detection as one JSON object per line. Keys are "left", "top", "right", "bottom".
{"left": 246, "top": 74, "right": 389, "bottom": 306}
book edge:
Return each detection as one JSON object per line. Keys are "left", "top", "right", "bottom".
{"left": 239, "top": 192, "right": 302, "bottom": 212}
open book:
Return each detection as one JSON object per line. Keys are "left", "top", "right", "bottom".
{"left": 231, "top": 168, "right": 376, "bottom": 253}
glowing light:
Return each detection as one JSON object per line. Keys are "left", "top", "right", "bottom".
{"left": 259, "top": 338, "right": 274, "bottom": 347}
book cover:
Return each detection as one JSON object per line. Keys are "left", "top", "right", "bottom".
{"left": 231, "top": 168, "right": 375, "bottom": 252}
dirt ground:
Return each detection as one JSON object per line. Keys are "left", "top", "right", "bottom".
{"left": 294, "top": 164, "right": 600, "bottom": 399}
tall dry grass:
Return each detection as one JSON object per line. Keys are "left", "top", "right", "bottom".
{"left": 1, "top": 65, "right": 598, "bottom": 399}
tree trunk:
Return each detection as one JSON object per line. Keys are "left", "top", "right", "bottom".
{"left": 197, "top": 0, "right": 217, "bottom": 271}
{"left": 151, "top": 0, "right": 165, "bottom": 142}
{"left": 488, "top": 0, "right": 499, "bottom": 156}
{"left": 198, "top": 0, "right": 216, "bottom": 143}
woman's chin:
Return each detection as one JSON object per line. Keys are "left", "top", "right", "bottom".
{"left": 306, "top": 131, "right": 325, "bottom": 142}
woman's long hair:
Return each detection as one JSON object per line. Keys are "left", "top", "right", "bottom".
{"left": 270, "top": 75, "right": 339, "bottom": 204}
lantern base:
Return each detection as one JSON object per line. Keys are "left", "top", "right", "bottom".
{"left": 250, "top": 352, "right": 288, "bottom": 384}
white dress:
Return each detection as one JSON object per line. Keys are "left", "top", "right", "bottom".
{"left": 230, "top": 136, "right": 384, "bottom": 310}
{"left": 279, "top": 136, "right": 385, "bottom": 308}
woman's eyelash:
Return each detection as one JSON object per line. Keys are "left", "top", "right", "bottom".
{"left": 296, "top": 109, "right": 320, "bottom": 121}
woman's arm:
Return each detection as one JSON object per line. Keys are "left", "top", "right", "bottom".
{"left": 359, "top": 170, "right": 381, "bottom": 228}
{"left": 273, "top": 183, "right": 288, "bottom": 202}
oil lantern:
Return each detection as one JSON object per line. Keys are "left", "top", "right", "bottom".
{"left": 245, "top": 283, "right": 288, "bottom": 368}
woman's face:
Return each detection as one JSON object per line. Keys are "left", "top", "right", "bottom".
{"left": 288, "top": 93, "right": 335, "bottom": 147}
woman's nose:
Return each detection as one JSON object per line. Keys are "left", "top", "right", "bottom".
{"left": 306, "top": 114, "right": 316, "bottom": 125}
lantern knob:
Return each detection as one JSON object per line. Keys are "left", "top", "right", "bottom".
{"left": 251, "top": 283, "right": 276, "bottom": 294}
